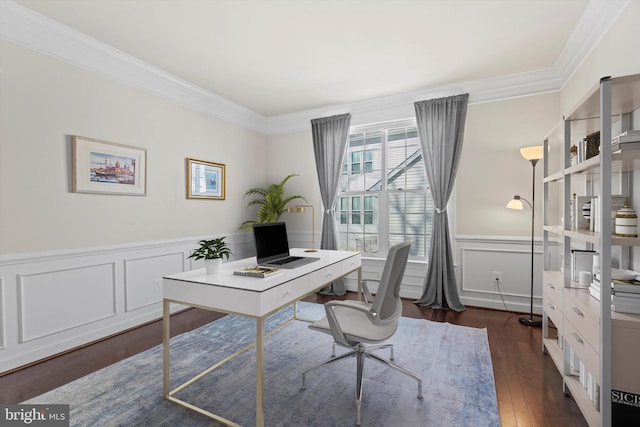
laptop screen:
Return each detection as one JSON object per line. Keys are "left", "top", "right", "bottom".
{"left": 253, "top": 222, "right": 290, "bottom": 263}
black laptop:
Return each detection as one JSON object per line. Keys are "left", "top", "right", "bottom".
{"left": 252, "top": 222, "right": 318, "bottom": 269}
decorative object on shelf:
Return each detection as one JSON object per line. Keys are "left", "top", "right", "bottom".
{"left": 578, "top": 271, "right": 592, "bottom": 288}
{"left": 611, "top": 129, "right": 640, "bottom": 152}
{"left": 570, "top": 145, "right": 578, "bottom": 165}
{"left": 574, "top": 195, "right": 592, "bottom": 230}
{"left": 615, "top": 200, "right": 638, "bottom": 237}
{"left": 187, "top": 237, "right": 232, "bottom": 274}
{"left": 72, "top": 135, "right": 147, "bottom": 196}
{"left": 585, "top": 131, "right": 600, "bottom": 159}
{"left": 287, "top": 204, "right": 317, "bottom": 252}
{"left": 506, "top": 144, "right": 544, "bottom": 327}
{"left": 186, "top": 158, "right": 226, "bottom": 200}
{"left": 239, "top": 174, "right": 308, "bottom": 230}
{"left": 570, "top": 249, "right": 595, "bottom": 282}
{"left": 570, "top": 193, "right": 577, "bottom": 228}
{"left": 582, "top": 200, "right": 592, "bottom": 230}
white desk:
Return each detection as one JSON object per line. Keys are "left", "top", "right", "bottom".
{"left": 162, "top": 249, "right": 361, "bottom": 427}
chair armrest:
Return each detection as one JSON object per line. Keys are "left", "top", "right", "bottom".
{"left": 324, "top": 300, "right": 378, "bottom": 347}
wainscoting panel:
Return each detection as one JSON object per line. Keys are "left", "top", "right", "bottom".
{"left": 461, "top": 247, "right": 540, "bottom": 295}
{"left": 0, "top": 234, "right": 248, "bottom": 374}
{"left": 124, "top": 252, "right": 185, "bottom": 312}
{"left": 456, "top": 236, "right": 556, "bottom": 312}
{"left": 18, "top": 263, "right": 117, "bottom": 343}
{"left": 0, "top": 233, "right": 555, "bottom": 373}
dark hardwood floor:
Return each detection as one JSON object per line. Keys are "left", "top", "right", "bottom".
{"left": 0, "top": 292, "right": 587, "bottom": 426}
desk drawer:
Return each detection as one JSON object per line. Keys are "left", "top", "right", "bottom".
{"left": 261, "top": 276, "right": 309, "bottom": 315}
{"left": 543, "top": 272, "right": 563, "bottom": 308}
{"left": 307, "top": 263, "right": 343, "bottom": 293}
{"left": 565, "top": 317, "right": 600, "bottom": 380}
{"left": 564, "top": 293, "right": 599, "bottom": 352}
{"left": 543, "top": 290, "right": 563, "bottom": 335}
{"left": 341, "top": 254, "right": 361, "bottom": 276}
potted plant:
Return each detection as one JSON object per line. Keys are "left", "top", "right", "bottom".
{"left": 240, "top": 174, "right": 307, "bottom": 230}
{"left": 187, "top": 237, "right": 232, "bottom": 274}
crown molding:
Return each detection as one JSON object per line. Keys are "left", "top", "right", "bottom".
{"left": 0, "top": 0, "right": 629, "bottom": 135}
{"left": 0, "top": 0, "right": 267, "bottom": 132}
{"left": 554, "top": 0, "right": 629, "bottom": 87}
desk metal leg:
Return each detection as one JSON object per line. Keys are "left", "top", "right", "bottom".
{"left": 256, "top": 317, "right": 265, "bottom": 427}
{"left": 358, "top": 267, "right": 362, "bottom": 301}
{"left": 162, "top": 299, "right": 170, "bottom": 397}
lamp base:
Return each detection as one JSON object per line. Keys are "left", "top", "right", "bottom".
{"left": 518, "top": 315, "right": 542, "bottom": 327}
{"left": 305, "top": 249, "right": 318, "bottom": 253}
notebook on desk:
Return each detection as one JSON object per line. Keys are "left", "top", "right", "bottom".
{"left": 252, "top": 222, "right": 318, "bottom": 269}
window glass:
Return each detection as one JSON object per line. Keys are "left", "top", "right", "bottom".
{"left": 337, "top": 121, "right": 433, "bottom": 258}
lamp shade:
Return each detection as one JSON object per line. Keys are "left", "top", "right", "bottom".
{"left": 519, "top": 145, "right": 544, "bottom": 161}
{"left": 507, "top": 194, "right": 529, "bottom": 211}
{"left": 506, "top": 197, "right": 524, "bottom": 210}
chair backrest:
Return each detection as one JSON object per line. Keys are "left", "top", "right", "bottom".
{"left": 370, "top": 240, "right": 412, "bottom": 323}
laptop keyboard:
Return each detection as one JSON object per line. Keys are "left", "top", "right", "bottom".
{"left": 270, "top": 256, "right": 303, "bottom": 265}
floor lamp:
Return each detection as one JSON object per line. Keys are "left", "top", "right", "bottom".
{"left": 507, "top": 145, "right": 544, "bottom": 327}
{"left": 287, "top": 204, "right": 317, "bottom": 252}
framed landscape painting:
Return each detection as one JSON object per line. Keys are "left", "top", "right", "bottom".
{"left": 72, "top": 136, "right": 147, "bottom": 196}
{"left": 187, "top": 158, "right": 226, "bottom": 200}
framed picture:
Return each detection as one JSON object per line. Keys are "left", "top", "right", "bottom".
{"left": 585, "top": 131, "right": 600, "bottom": 159}
{"left": 186, "top": 158, "right": 226, "bottom": 200}
{"left": 72, "top": 136, "right": 147, "bottom": 195}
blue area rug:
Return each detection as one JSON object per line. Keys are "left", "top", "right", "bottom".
{"left": 26, "top": 302, "right": 499, "bottom": 426}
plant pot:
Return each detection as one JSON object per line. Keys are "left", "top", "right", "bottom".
{"left": 204, "top": 258, "right": 222, "bottom": 274}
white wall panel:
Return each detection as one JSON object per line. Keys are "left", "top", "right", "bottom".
{"left": 18, "top": 263, "right": 116, "bottom": 342}
{"left": 0, "top": 234, "right": 248, "bottom": 373}
{"left": 124, "top": 252, "right": 184, "bottom": 311}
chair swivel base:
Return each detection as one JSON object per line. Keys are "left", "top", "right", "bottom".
{"left": 301, "top": 343, "right": 423, "bottom": 426}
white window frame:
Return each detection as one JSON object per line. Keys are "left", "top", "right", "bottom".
{"left": 337, "top": 118, "right": 443, "bottom": 260}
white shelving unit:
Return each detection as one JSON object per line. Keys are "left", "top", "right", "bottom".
{"left": 542, "top": 74, "right": 640, "bottom": 427}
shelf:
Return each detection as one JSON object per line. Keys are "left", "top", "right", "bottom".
{"left": 611, "top": 309, "right": 640, "bottom": 328}
{"left": 543, "top": 337, "right": 563, "bottom": 372}
{"left": 565, "top": 375, "right": 600, "bottom": 427}
{"left": 564, "top": 150, "right": 640, "bottom": 176}
{"left": 544, "top": 170, "right": 564, "bottom": 183}
{"left": 564, "top": 228, "right": 640, "bottom": 246}
{"left": 565, "top": 229, "right": 600, "bottom": 245}
{"left": 544, "top": 270, "right": 563, "bottom": 282}
{"left": 565, "top": 155, "right": 600, "bottom": 176}
{"left": 543, "top": 225, "right": 564, "bottom": 235}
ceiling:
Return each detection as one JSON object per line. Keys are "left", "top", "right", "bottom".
{"left": 7, "top": 0, "right": 621, "bottom": 119}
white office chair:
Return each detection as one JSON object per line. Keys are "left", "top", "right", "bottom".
{"left": 301, "top": 240, "right": 423, "bottom": 426}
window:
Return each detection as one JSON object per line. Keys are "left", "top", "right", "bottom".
{"left": 336, "top": 120, "right": 433, "bottom": 258}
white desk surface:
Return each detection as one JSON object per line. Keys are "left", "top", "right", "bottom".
{"left": 163, "top": 249, "right": 361, "bottom": 317}
{"left": 164, "top": 248, "right": 360, "bottom": 293}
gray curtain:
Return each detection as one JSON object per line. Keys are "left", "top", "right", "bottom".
{"left": 311, "top": 113, "right": 351, "bottom": 295}
{"left": 414, "top": 94, "right": 469, "bottom": 311}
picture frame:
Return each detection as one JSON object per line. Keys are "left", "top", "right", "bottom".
{"left": 585, "top": 131, "right": 600, "bottom": 159}
{"left": 72, "top": 136, "right": 147, "bottom": 196}
{"left": 186, "top": 158, "right": 226, "bottom": 200}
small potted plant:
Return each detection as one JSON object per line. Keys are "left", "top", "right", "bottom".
{"left": 187, "top": 237, "right": 232, "bottom": 274}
